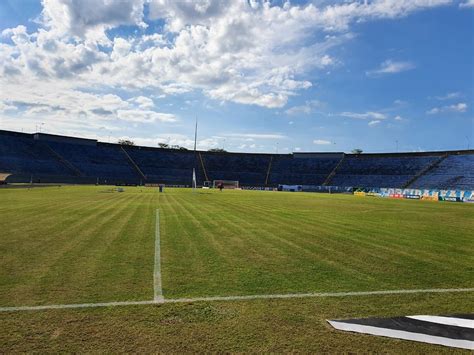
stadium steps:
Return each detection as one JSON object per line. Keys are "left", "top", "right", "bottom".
{"left": 403, "top": 153, "right": 449, "bottom": 188}
{"left": 121, "top": 147, "right": 147, "bottom": 182}
{"left": 322, "top": 154, "right": 345, "bottom": 186}
{"left": 265, "top": 156, "right": 273, "bottom": 186}
{"left": 439, "top": 175, "right": 464, "bottom": 189}
{"left": 42, "top": 143, "right": 84, "bottom": 177}
{"left": 198, "top": 152, "right": 209, "bottom": 182}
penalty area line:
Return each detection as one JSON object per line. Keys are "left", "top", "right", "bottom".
{"left": 1, "top": 288, "right": 473, "bottom": 313}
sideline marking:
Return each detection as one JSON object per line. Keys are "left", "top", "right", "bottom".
{"left": 163, "top": 288, "right": 474, "bottom": 304}
{"left": 0, "top": 300, "right": 158, "bottom": 312}
{"left": 154, "top": 209, "right": 163, "bottom": 301}
{"left": 1, "top": 288, "right": 473, "bottom": 313}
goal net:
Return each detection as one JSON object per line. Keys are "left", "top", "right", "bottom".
{"left": 213, "top": 180, "right": 239, "bottom": 189}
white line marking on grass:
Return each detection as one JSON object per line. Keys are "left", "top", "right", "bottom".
{"left": 154, "top": 209, "right": 163, "bottom": 301}
{"left": 0, "top": 300, "right": 160, "bottom": 312}
{"left": 3, "top": 288, "right": 472, "bottom": 313}
{"left": 163, "top": 288, "right": 474, "bottom": 304}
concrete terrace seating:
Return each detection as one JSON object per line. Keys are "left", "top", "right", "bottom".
{"left": 47, "top": 142, "right": 140, "bottom": 182}
{"left": 202, "top": 153, "right": 271, "bottom": 185}
{"left": 330, "top": 155, "right": 439, "bottom": 188}
{"left": 411, "top": 154, "right": 474, "bottom": 190}
{"left": 125, "top": 148, "right": 197, "bottom": 184}
{"left": 269, "top": 155, "right": 341, "bottom": 185}
{"left": 0, "top": 134, "right": 71, "bottom": 176}
{"left": 1, "top": 130, "right": 473, "bottom": 189}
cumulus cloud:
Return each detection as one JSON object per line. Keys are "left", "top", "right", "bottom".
{"left": 366, "top": 59, "right": 415, "bottom": 76}
{"left": 434, "top": 92, "right": 462, "bottom": 100}
{"left": 0, "top": 80, "right": 177, "bottom": 127}
{"left": 368, "top": 120, "right": 381, "bottom": 126}
{"left": 340, "top": 111, "right": 387, "bottom": 120}
{"left": 97, "top": 133, "right": 220, "bottom": 150}
{"left": 0, "top": 0, "right": 454, "bottom": 141}
{"left": 223, "top": 133, "right": 287, "bottom": 140}
{"left": 41, "top": 0, "right": 146, "bottom": 43}
{"left": 285, "top": 100, "right": 323, "bottom": 115}
{"left": 117, "top": 109, "right": 177, "bottom": 123}
{"left": 459, "top": 0, "right": 474, "bottom": 8}
{"left": 0, "top": 101, "right": 18, "bottom": 112}
{"left": 427, "top": 102, "right": 468, "bottom": 114}
{"left": 129, "top": 96, "right": 154, "bottom": 109}
{"left": 393, "top": 99, "right": 407, "bottom": 105}
{"left": 313, "top": 139, "right": 331, "bottom": 145}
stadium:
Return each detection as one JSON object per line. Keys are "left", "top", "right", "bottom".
{"left": 1, "top": 129, "right": 474, "bottom": 192}
{"left": 1, "top": 0, "right": 473, "bottom": 353}
{"left": 1, "top": 128, "right": 473, "bottom": 351}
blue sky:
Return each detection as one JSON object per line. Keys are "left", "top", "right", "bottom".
{"left": 0, "top": 0, "right": 472, "bottom": 153}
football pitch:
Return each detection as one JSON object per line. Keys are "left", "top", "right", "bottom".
{"left": 1, "top": 186, "right": 473, "bottom": 352}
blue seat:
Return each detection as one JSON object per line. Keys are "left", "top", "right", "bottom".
{"left": 411, "top": 155, "right": 474, "bottom": 190}
{"left": 331, "top": 156, "right": 439, "bottom": 188}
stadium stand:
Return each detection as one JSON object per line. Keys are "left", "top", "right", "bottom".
{"left": 0, "top": 129, "right": 473, "bottom": 189}
{"left": 46, "top": 141, "right": 141, "bottom": 184}
{"left": 410, "top": 154, "right": 474, "bottom": 190}
{"left": 328, "top": 154, "right": 441, "bottom": 188}
{"left": 202, "top": 152, "right": 271, "bottom": 185}
{"left": 269, "top": 153, "right": 343, "bottom": 185}
{"left": 0, "top": 131, "right": 71, "bottom": 177}
{"left": 124, "top": 146, "right": 204, "bottom": 185}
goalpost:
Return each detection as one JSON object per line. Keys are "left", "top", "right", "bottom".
{"left": 213, "top": 180, "right": 239, "bottom": 189}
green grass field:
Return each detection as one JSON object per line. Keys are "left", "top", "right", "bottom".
{"left": 1, "top": 186, "right": 473, "bottom": 352}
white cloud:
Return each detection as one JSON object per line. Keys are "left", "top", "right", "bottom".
{"left": 223, "top": 133, "right": 287, "bottom": 140}
{"left": 434, "top": 92, "right": 462, "bottom": 100}
{"left": 366, "top": 59, "right": 415, "bottom": 76}
{"left": 0, "top": 101, "right": 18, "bottom": 112}
{"left": 41, "top": 0, "right": 146, "bottom": 43}
{"left": 238, "top": 143, "right": 258, "bottom": 150}
{"left": 129, "top": 96, "right": 154, "bottom": 109}
{"left": 117, "top": 109, "right": 177, "bottom": 123}
{"left": 459, "top": 0, "right": 474, "bottom": 8}
{"left": 427, "top": 102, "right": 468, "bottom": 114}
{"left": 393, "top": 99, "right": 407, "bottom": 105}
{"left": 285, "top": 100, "right": 323, "bottom": 115}
{"left": 1, "top": 0, "right": 451, "bottom": 110}
{"left": 394, "top": 115, "right": 404, "bottom": 121}
{"left": 368, "top": 120, "right": 381, "bottom": 126}
{"left": 0, "top": 0, "right": 453, "bottom": 141}
{"left": 93, "top": 133, "right": 219, "bottom": 150}
{"left": 341, "top": 111, "right": 387, "bottom": 120}
{"left": 0, "top": 80, "right": 177, "bottom": 129}
{"left": 313, "top": 139, "right": 331, "bottom": 145}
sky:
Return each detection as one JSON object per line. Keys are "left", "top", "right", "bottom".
{"left": 0, "top": 0, "right": 473, "bottom": 154}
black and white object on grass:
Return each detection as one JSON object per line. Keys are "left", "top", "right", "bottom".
{"left": 328, "top": 314, "right": 473, "bottom": 350}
